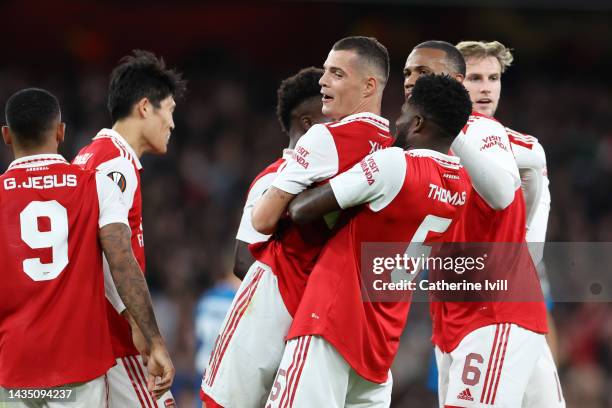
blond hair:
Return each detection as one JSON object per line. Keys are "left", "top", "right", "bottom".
{"left": 456, "top": 41, "right": 514, "bottom": 73}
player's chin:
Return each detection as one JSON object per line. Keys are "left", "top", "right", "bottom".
{"left": 154, "top": 143, "right": 168, "bottom": 155}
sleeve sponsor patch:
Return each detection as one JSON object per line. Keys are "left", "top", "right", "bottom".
{"left": 480, "top": 135, "right": 508, "bottom": 152}
{"left": 107, "top": 171, "right": 127, "bottom": 192}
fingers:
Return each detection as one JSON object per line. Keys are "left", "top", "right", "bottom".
{"left": 146, "top": 360, "right": 175, "bottom": 399}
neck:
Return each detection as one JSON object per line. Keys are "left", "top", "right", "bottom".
{"left": 413, "top": 137, "right": 451, "bottom": 154}
{"left": 340, "top": 96, "right": 382, "bottom": 120}
{"left": 13, "top": 144, "right": 59, "bottom": 160}
{"left": 112, "top": 120, "right": 147, "bottom": 158}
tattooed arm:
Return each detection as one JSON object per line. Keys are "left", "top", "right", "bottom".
{"left": 99, "top": 222, "right": 174, "bottom": 398}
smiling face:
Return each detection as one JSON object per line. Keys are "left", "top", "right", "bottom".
{"left": 319, "top": 49, "right": 367, "bottom": 120}
{"left": 463, "top": 56, "right": 502, "bottom": 117}
{"left": 142, "top": 95, "right": 176, "bottom": 154}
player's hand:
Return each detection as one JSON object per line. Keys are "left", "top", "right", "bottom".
{"left": 145, "top": 336, "right": 175, "bottom": 400}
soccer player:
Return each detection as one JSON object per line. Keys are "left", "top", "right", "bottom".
{"left": 232, "top": 67, "right": 327, "bottom": 280}
{"left": 403, "top": 41, "right": 555, "bottom": 407}
{"left": 201, "top": 37, "right": 394, "bottom": 407}
{"left": 264, "top": 74, "right": 473, "bottom": 407}
{"left": 456, "top": 40, "right": 563, "bottom": 407}
{"left": 0, "top": 88, "right": 173, "bottom": 405}
{"left": 196, "top": 66, "right": 326, "bottom": 399}
{"left": 73, "top": 50, "right": 186, "bottom": 408}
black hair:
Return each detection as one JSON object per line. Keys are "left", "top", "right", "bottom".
{"left": 332, "top": 36, "right": 390, "bottom": 84}
{"left": 5, "top": 88, "right": 60, "bottom": 147}
{"left": 415, "top": 40, "right": 466, "bottom": 76}
{"left": 107, "top": 49, "right": 187, "bottom": 123}
{"left": 276, "top": 67, "right": 323, "bottom": 134}
{"left": 409, "top": 74, "right": 472, "bottom": 138}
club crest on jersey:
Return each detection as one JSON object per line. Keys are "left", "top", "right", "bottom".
{"left": 107, "top": 172, "right": 127, "bottom": 192}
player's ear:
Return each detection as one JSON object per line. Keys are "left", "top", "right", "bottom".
{"left": 2, "top": 126, "right": 12, "bottom": 146}
{"left": 56, "top": 122, "right": 66, "bottom": 145}
{"left": 363, "top": 76, "right": 377, "bottom": 97}
{"left": 136, "top": 97, "right": 150, "bottom": 119}
{"left": 300, "top": 115, "right": 313, "bottom": 132}
{"left": 454, "top": 73, "right": 465, "bottom": 83}
{"left": 412, "top": 115, "right": 425, "bottom": 133}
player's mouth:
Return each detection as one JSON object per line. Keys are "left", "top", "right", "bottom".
{"left": 476, "top": 98, "right": 492, "bottom": 105}
{"left": 404, "top": 88, "right": 412, "bottom": 100}
{"left": 322, "top": 92, "right": 334, "bottom": 104}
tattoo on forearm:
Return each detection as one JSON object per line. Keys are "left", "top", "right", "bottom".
{"left": 99, "top": 224, "right": 160, "bottom": 343}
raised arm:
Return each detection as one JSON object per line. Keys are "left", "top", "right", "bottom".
{"left": 252, "top": 124, "right": 339, "bottom": 234}
{"left": 289, "top": 147, "right": 405, "bottom": 223}
{"left": 451, "top": 118, "right": 520, "bottom": 210}
{"left": 288, "top": 184, "right": 339, "bottom": 224}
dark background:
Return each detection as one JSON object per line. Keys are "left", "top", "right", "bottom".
{"left": 1, "top": 1, "right": 611, "bottom": 406}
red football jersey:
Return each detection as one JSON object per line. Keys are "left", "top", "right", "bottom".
{"left": 236, "top": 151, "right": 291, "bottom": 245}
{"left": 432, "top": 113, "right": 548, "bottom": 353}
{"left": 73, "top": 128, "right": 144, "bottom": 358}
{"left": 286, "top": 148, "right": 471, "bottom": 383}
{"left": 250, "top": 113, "right": 394, "bottom": 316}
{"left": 0, "top": 154, "right": 127, "bottom": 387}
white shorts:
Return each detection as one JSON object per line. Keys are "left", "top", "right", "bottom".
{"left": 522, "top": 342, "right": 565, "bottom": 407}
{"left": 0, "top": 375, "right": 106, "bottom": 407}
{"left": 106, "top": 355, "right": 175, "bottom": 408}
{"left": 265, "top": 335, "right": 392, "bottom": 408}
{"left": 436, "top": 323, "right": 562, "bottom": 408}
{"left": 201, "top": 261, "right": 292, "bottom": 408}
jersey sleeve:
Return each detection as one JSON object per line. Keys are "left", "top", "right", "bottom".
{"left": 235, "top": 172, "right": 276, "bottom": 243}
{"left": 95, "top": 173, "right": 130, "bottom": 228}
{"left": 103, "top": 255, "right": 126, "bottom": 314}
{"left": 330, "top": 147, "right": 406, "bottom": 212}
{"left": 451, "top": 118, "right": 520, "bottom": 210}
{"left": 95, "top": 173, "right": 130, "bottom": 313}
{"left": 95, "top": 156, "right": 139, "bottom": 210}
{"left": 515, "top": 141, "right": 549, "bottom": 233}
{"left": 271, "top": 124, "right": 339, "bottom": 194}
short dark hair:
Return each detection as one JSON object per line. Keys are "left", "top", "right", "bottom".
{"left": 415, "top": 40, "right": 466, "bottom": 76}
{"left": 409, "top": 74, "right": 472, "bottom": 139}
{"left": 333, "top": 36, "right": 390, "bottom": 84}
{"left": 276, "top": 67, "right": 323, "bottom": 134}
{"left": 5, "top": 88, "right": 60, "bottom": 147}
{"left": 107, "top": 50, "right": 186, "bottom": 123}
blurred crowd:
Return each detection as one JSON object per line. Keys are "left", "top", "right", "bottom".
{"left": 1, "top": 38, "right": 611, "bottom": 408}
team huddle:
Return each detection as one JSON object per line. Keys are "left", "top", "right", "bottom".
{"left": 0, "top": 37, "right": 562, "bottom": 408}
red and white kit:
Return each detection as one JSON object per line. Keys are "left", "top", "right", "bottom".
{"left": 198, "top": 150, "right": 290, "bottom": 406}
{"left": 432, "top": 113, "right": 561, "bottom": 407}
{"left": 235, "top": 150, "right": 292, "bottom": 245}
{"left": 266, "top": 147, "right": 470, "bottom": 407}
{"left": 0, "top": 154, "right": 127, "bottom": 405}
{"left": 201, "top": 113, "right": 393, "bottom": 408}
{"left": 508, "top": 127, "right": 563, "bottom": 407}
{"left": 74, "top": 129, "right": 175, "bottom": 408}
{"left": 507, "top": 127, "right": 551, "bottom": 258}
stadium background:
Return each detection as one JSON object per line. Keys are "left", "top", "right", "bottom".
{"left": 1, "top": 1, "right": 611, "bottom": 406}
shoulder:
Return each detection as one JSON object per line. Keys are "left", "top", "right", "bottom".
{"left": 248, "top": 158, "right": 284, "bottom": 192}
{"left": 464, "top": 112, "right": 506, "bottom": 135}
{"left": 74, "top": 138, "right": 122, "bottom": 167}
{"left": 506, "top": 127, "right": 543, "bottom": 151}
